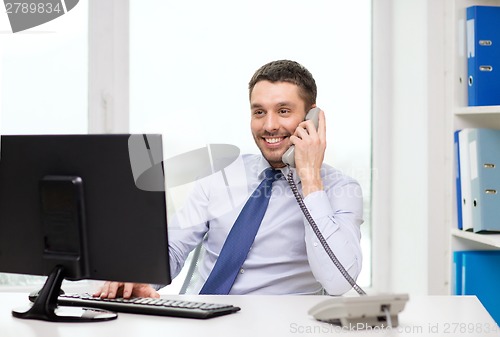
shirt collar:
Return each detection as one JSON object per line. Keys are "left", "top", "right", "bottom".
{"left": 256, "top": 156, "right": 300, "bottom": 185}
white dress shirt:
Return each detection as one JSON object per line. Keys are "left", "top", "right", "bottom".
{"left": 167, "top": 154, "right": 363, "bottom": 295}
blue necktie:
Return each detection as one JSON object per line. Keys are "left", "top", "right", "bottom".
{"left": 200, "top": 168, "right": 279, "bottom": 294}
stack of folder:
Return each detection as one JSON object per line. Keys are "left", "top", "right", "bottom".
{"left": 454, "top": 250, "right": 500, "bottom": 324}
{"left": 467, "top": 6, "right": 500, "bottom": 106}
{"left": 455, "top": 128, "right": 500, "bottom": 233}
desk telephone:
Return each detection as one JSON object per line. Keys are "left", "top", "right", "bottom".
{"left": 282, "top": 107, "right": 409, "bottom": 329}
{"left": 308, "top": 293, "right": 409, "bottom": 329}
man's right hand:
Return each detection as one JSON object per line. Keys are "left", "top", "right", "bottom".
{"left": 93, "top": 281, "right": 160, "bottom": 299}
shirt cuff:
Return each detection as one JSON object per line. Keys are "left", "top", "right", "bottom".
{"left": 303, "top": 190, "right": 334, "bottom": 219}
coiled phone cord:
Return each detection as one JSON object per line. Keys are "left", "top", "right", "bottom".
{"left": 285, "top": 168, "right": 366, "bottom": 296}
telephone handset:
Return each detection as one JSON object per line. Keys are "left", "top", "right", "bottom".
{"left": 281, "top": 107, "right": 321, "bottom": 167}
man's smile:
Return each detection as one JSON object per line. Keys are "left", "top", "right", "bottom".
{"left": 264, "top": 136, "right": 286, "bottom": 144}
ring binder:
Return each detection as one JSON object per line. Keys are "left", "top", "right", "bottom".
{"left": 466, "top": 6, "right": 500, "bottom": 106}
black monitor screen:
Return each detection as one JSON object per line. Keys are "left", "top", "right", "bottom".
{"left": 0, "top": 134, "right": 171, "bottom": 321}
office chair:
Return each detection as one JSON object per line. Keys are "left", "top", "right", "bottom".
{"left": 179, "top": 242, "right": 205, "bottom": 294}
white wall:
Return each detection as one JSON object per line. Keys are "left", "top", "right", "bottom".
{"left": 372, "top": 0, "right": 449, "bottom": 295}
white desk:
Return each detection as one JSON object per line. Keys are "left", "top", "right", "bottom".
{"left": 1, "top": 293, "right": 499, "bottom": 337}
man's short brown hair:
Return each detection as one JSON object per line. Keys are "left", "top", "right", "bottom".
{"left": 248, "top": 60, "right": 317, "bottom": 111}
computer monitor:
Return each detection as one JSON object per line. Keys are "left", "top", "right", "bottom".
{"left": 0, "top": 134, "right": 171, "bottom": 322}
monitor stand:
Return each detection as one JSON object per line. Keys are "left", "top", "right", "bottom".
{"left": 12, "top": 265, "right": 117, "bottom": 322}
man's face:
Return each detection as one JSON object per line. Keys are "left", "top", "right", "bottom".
{"left": 250, "top": 80, "right": 307, "bottom": 168}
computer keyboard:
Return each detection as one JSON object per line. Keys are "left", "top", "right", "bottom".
{"left": 56, "top": 293, "right": 241, "bottom": 319}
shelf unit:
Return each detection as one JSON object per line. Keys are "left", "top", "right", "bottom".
{"left": 449, "top": 0, "right": 500, "bottom": 290}
{"left": 452, "top": 228, "right": 500, "bottom": 249}
{"left": 455, "top": 106, "right": 500, "bottom": 115}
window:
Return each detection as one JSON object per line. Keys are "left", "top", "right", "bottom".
{"left": 0, "top": 1, "right": 88, "bottom": 287}
{"left": 0, "top": 0, "right": 372, "bottom": 291}
{"left": 0, "top": 3, "right": 88, "bottom": 135}
{"left": 130, "top": 0, "right": 372, "bottom": 290}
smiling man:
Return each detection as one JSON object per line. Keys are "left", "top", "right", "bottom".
{"left": 96, "top": 60, "right": 364, "bottom": 298}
